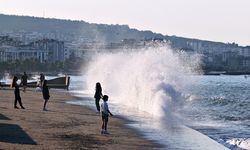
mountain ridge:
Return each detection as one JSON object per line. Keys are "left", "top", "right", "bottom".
{"left": 0, "top": 13, "right": 248, "bottom": 47}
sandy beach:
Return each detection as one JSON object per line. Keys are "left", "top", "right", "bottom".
{"left": 0, "top": 88, "right": 161, "bottom": 150}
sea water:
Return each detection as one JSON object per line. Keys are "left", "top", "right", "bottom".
{"left": 68, "top": 76, "right": 250, "bottom": 150}
{"left": 67, "top": 47, "right": 250, "bottom": 150}
{"left": 182, "top": 75, "right": 250, "bottom": 150}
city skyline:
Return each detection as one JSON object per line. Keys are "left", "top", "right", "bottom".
{"left": 0, "top": 0, "right": 249, "bottom": 46}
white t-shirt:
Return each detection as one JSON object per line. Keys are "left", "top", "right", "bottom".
{"left": 101, "top": 101, "right": 109, "bottom": 115}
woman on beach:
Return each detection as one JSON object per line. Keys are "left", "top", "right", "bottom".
{"left": 11, "top": 76, "right": 25, "bottom": 109}
{"left": 94, "top": 82, "right": 103, "bottom": 113}
{"left": 101, "top": 95, "right": 113, "bottom": 134}
{"left": 42, "top": 80, "right": 50, "bottom": 111}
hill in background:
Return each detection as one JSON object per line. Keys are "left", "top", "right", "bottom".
{"left": 0, "top": 14, "right": 166, "bottom": 43}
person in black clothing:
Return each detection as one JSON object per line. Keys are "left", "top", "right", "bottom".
{"left": 42, "top": 80, "right": 50, "bottom": 111}
{"left": 94, "top": 82, "right": 103, "bottom": 113}
{"left": 40, "top": 73, "right": 45, "bottom": 86}
{"left": 21, "top": 72, "right": 28, "bottom": 92}
{"left": 11, "top": 76, "right": 25, "bottom": 109}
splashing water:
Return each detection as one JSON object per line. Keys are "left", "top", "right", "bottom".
{"left": 85, "top": 46, "right": 201, "bottom": 120}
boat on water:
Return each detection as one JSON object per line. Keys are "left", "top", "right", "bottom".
{"left": 0, "top": 76, "right": 70, "bottom": 90}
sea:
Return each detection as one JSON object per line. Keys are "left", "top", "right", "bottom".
{"left": 1, "top": 47, "right": 250, "bottom": 150}
{"left": 68, "top": 74, "right": 250, "bottom": 150}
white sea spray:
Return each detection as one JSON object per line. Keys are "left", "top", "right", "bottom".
{"left": 85, "top": 46, "right": 201, "bottom": 121}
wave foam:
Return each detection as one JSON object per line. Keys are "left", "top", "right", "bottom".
{"left": 85, "top": 46, "right": 201, "bottom": 120}
{"left": 226, "top": 138, "right": 250, "bottom": 150}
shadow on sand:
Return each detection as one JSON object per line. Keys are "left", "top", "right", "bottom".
{"left": 0, "top": 114, "right": 11, "bottom": 120}
{"left": 0, "top": 123, "right": 37, "bottom": 145}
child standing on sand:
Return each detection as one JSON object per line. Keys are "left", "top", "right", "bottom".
{"left": 101, "top": 95, "right": 113, "bottom": 134}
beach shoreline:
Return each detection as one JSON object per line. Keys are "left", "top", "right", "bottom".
{"left": 0, "top": 88, "right": 162, "bottom": 149}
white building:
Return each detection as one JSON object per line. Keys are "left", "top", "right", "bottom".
{"left": 31, "top": 39, "right": 65, "bottom": 62}
{"left": 239, "top": 47, "right": 250, "bottom": 57}
{"left": 0, "top": 45, "right": 49, "bottom": 63}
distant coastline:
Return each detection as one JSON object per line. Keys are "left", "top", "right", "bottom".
{"left": 204, "top": 71, "right": 250, "bottom": 75}
{"left": 1, "top": 71, "right": 250, "bottom": 82}
{"left": 1, "top": 14, "right": 250, "bottom": 75}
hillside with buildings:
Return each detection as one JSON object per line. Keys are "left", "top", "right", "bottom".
{"left": 0, "top": 14, "right": 250, "bottom": 74}
{"left": 0, "top": 14, "right": 164, "bottom": 43}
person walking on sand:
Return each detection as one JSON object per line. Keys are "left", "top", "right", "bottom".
{"left": 11, "top": 76, "right": 25, "bottom": 109}
{"left": 94, "top": 82, "right": 103, "bottom": 113}
{"left": 42, "top": 80, "right": 50, "bottom": 111}
{"left": 21, "top": 72, "right": 28, "bottom": 92}
{"left": 101, "top": 95, "right": 113, "bottom": 134}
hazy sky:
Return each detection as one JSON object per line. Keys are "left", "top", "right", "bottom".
{"left": 0, "top": 0, "right": 249, "bottom": 46}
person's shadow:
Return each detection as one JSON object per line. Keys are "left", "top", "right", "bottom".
{"left": 0, "top": 113, "right": 11, "bottom": 120}
{"left": 0, "top": 114, "right": 37, "bottom": 145}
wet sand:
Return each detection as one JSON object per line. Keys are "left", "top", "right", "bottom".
{"left": 0, "top": 88, "right": 161, "bottom": 150}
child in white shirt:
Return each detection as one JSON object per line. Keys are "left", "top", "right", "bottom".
{"left": 101, "top": 95, "right": 113, "bottom": 134}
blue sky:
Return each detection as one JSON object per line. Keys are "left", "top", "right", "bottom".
{"left": 0, "top": 0, "right": 249, "bottom": 46}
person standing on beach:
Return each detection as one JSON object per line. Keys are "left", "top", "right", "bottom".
{"left": 21, "top": 72, "right": 28, "bottom": 92}
{"left": 11, "top": 76, "right": 25, "bottom": 109}
{"left": 101, "top": 95, "right": 113, "bottom": 134}
{"left": 42, "top": 80, "right": 50, "bottom": 111}
{"left": 94, "top": 82, "right": 103, "bottom": 113}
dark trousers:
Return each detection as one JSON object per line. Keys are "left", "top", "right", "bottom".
{"left": 14, "top": 90, "right": 23, "bottom": 107}
{"left": 95, "top": 98, "right": 100, "bottom": 112}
